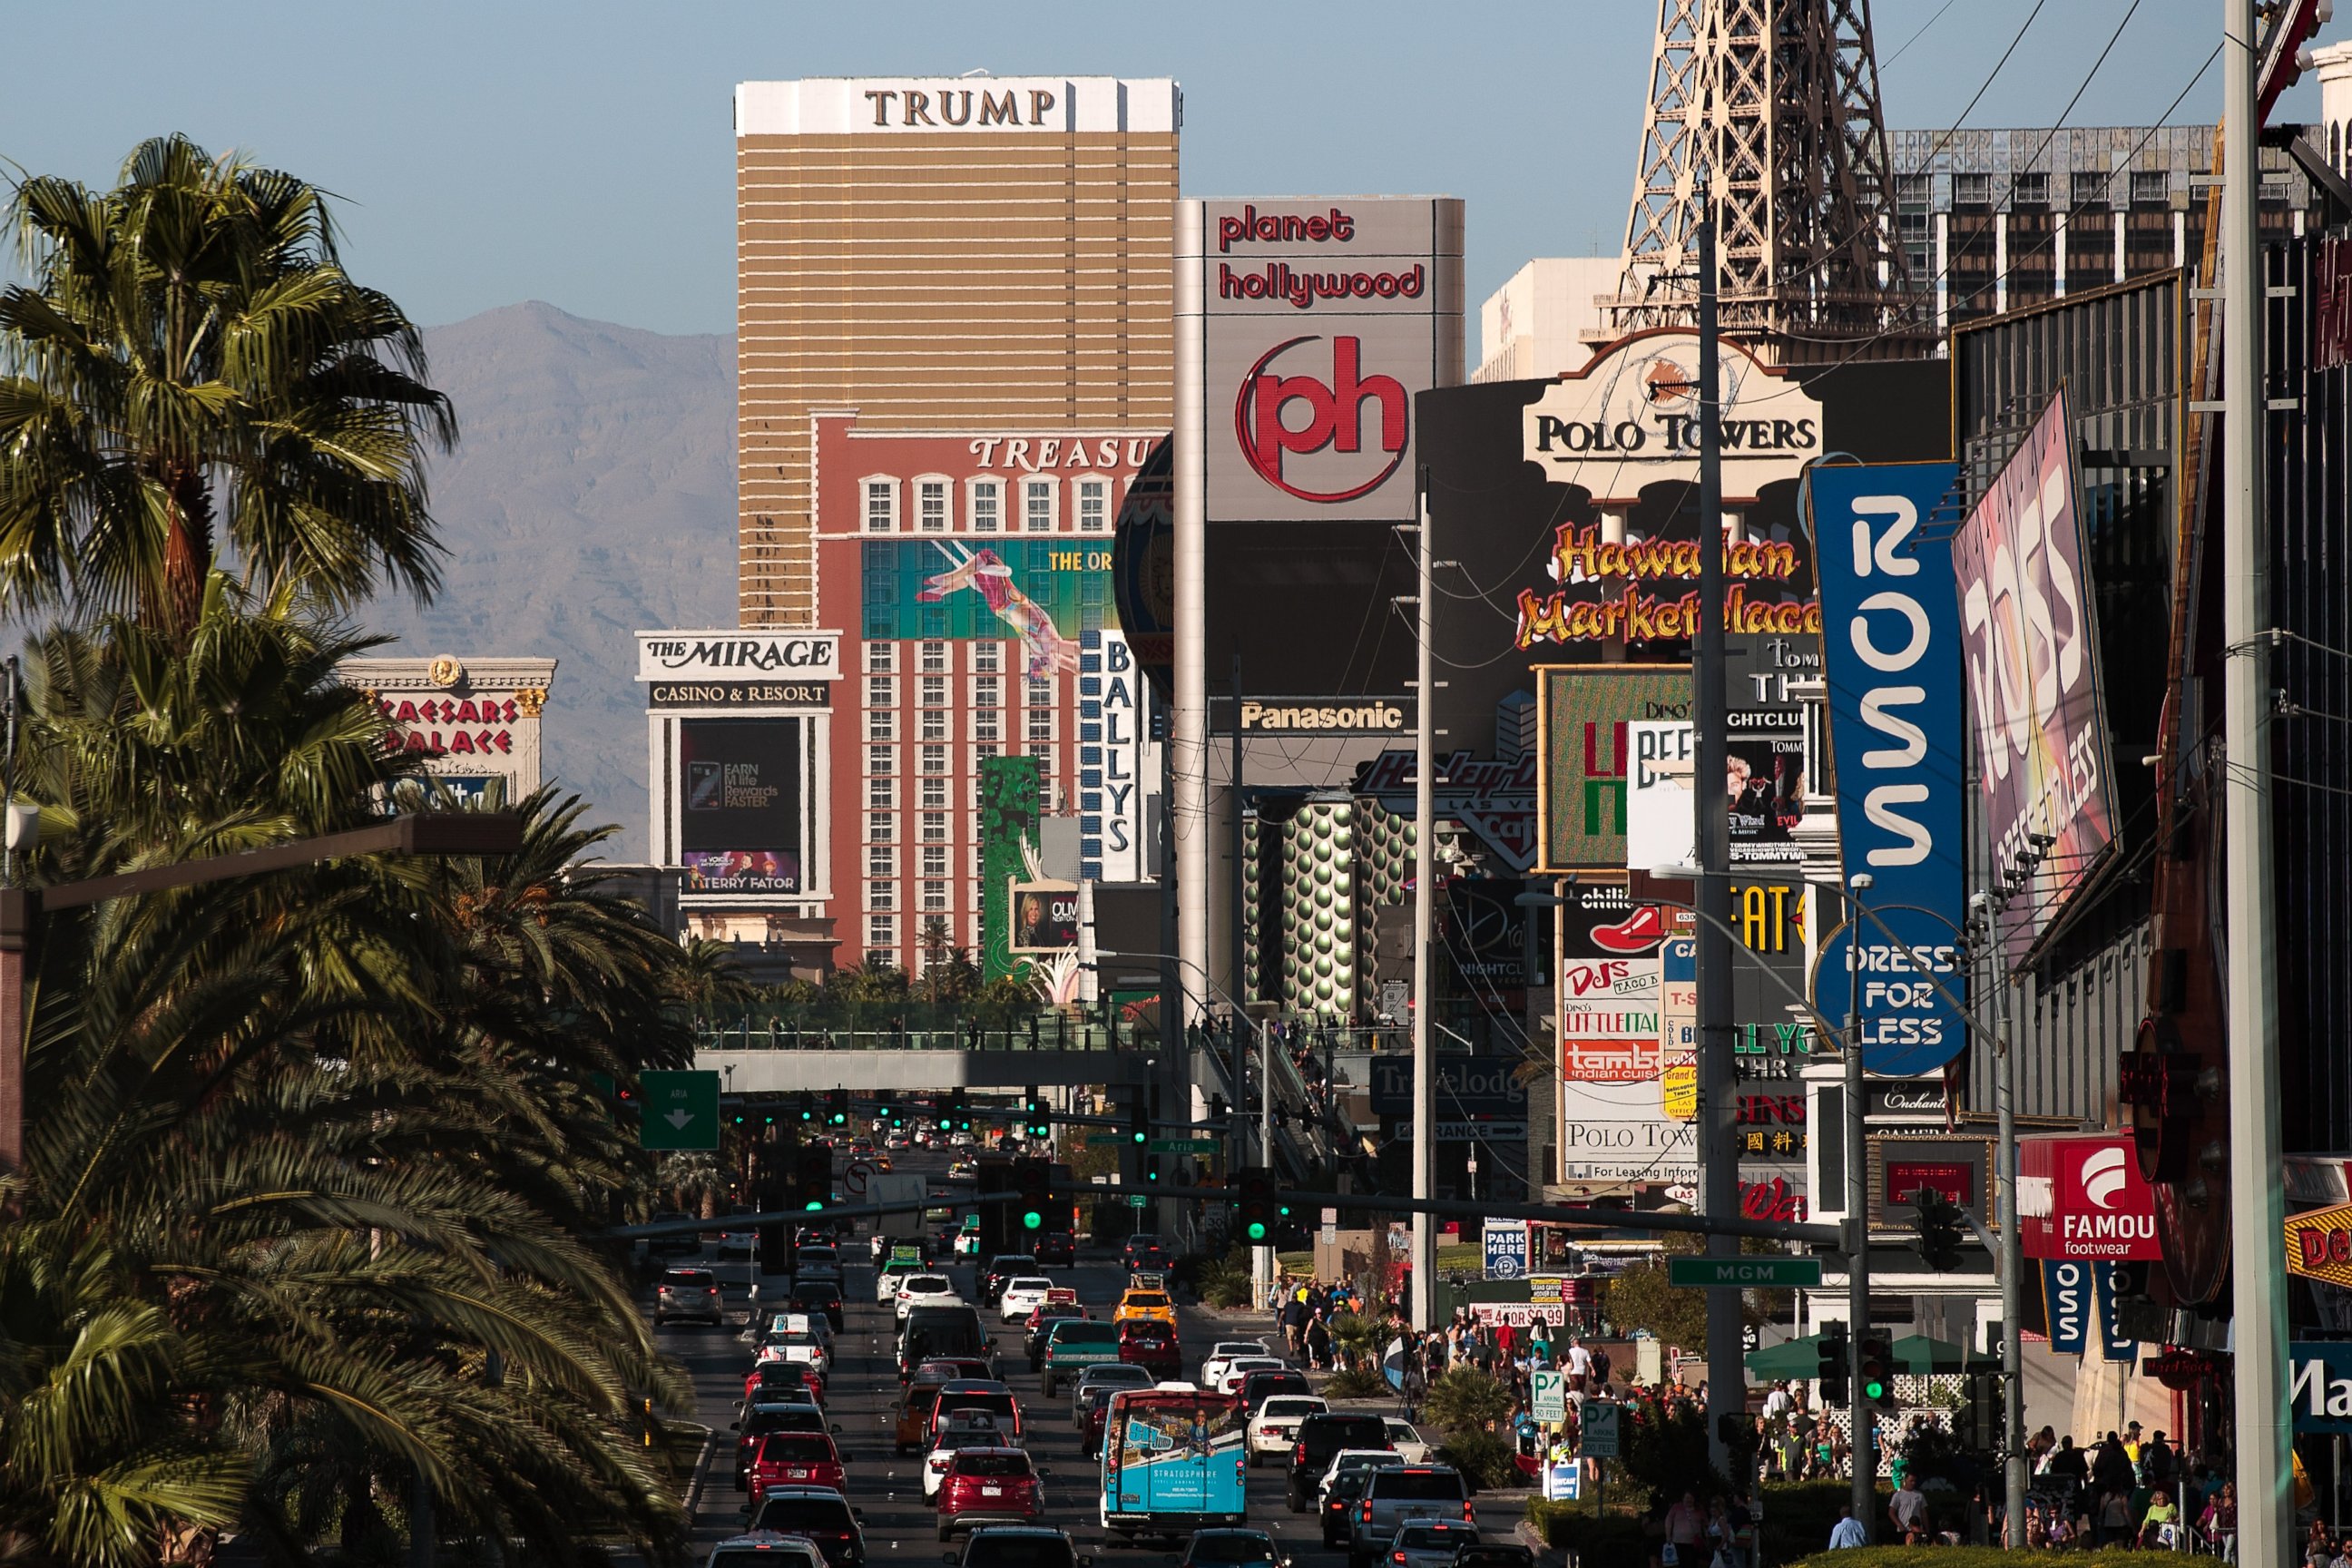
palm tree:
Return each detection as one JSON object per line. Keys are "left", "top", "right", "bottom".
{"left": 0, "top": 134, "right": 453, "bottom": 642}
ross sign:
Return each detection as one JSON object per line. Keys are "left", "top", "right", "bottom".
{"left": 637, "top": 631, "right": 843, "bottom": 682}
{"left": 1081, "top": 630, "right": 1150, "bottom": 881}
{"left": 2286, "top": 1200, "right": 2352, "bottom": 1288}
{"left": 2291, "top": 1343, "right": 2352, "bottom": 1433}
{"left": 2018, "top": 1133, "right": 2163, "bottom": 1262}
{"left": 1667, "top": 1257, "right": 1824, "bottom": 1289}
{"left": 1485, "top": 1221, "right": 1532, "bottom": 1280}
{"left": 1232, "top": 696, "right": 1415, "bottom": 735}
{"left": 1519, "top": 330, "right": 1825, "bottom": 506}
{"left": 1951, "top": 388, "right": 2117, "bottom": 969}
{"left": 1531, "top": 1369, "right": 1565, "bottom": 1422}
{"left": 648, "top": 681, "right": 830, "bottom": 709}
{"left": 2043, "top": 1259, "right": 2093, "bottom": 1356}
{"left": 1578, "top": 1401, "right": 1622, "bottom": 1457}
{"left": 679, "top": 718, "right": 804, "bottom": 895}
{"left": 1808, "top": 462, "right": 1969, "bottom": 1074}
{"left": 639, "top": 1070, "right": 721, "bottom": 1152}
{"left": 2092, "top": 1262, "right": 2139, "bottom": 1362}
{"left": 1183, "top": 197, "right": 1465, "bottom": 524}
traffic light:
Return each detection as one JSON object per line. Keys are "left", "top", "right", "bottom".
{"left": 1128, "top": 1099, "right": 1151, "bottom": 1146}
{"left": 758, "top": 1221, "right": 791, "bottom": 1276}
{"left": 1860, "top": 1336, "right": 1896, "bottom": 1410}
{"left": 1818, "top": 1319, "right": 1849, "bottom": 1407}
{"left": 1912, "top": 1188, "right": 1965, "bottom": 1271}
{"left": 826, "top": 1088, "right": 850, "bottom": 1128}
{"left": 1235, "top": 1165, "right": 1277, "bottom": 1242}
{"left": 1013, "top": 1156, "right": 1051, "bottom": 1231}
{"left": 948, "top": 1089, "right": 971, "bottom": 1133}
{"left": 1142, "top": 1154, "right": 1162, "bottom": 1184}
{"left": 1024, "top": 1086, "right": 1050, "bottom": 1140}
{"left": 793, "top": 1146, "right": 832, "bottom": 1213}
{"left": 797, "top": 1091, "right": 816, "bottom": 1124}
{"left": 1963, "top": 1370, "right": 2004, "bottom": 1451}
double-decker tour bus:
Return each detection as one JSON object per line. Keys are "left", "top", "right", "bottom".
{"left": 1097, "top": 1383, "right": 1246, "bottom": 1543}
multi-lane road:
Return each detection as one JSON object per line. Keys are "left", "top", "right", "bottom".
{"left": 648, "top": 1144, "right": 1533, "bottom": 1565}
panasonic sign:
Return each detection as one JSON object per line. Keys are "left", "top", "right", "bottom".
{"left": 1233, "top": 697, "right": 1414, "bottom": 735}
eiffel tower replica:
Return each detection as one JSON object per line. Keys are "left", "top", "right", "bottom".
{"left": 1597, "top": 0, "right": 1930, "bottom": 362}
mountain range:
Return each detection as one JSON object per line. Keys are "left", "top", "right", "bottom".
{"left": 359, "top": 301, "right": 738, "bottom": 862}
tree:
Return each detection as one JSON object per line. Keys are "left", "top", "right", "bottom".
{"left": 1423, "top": 1365, "right": 1516, "bottom": 1432}
{"left": 0, "top": 135, "right": 453, "bottom": 642}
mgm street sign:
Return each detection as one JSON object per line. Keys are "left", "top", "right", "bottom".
{"left": 1666, "top": 1256, "right": 1823, "bottom": 1289}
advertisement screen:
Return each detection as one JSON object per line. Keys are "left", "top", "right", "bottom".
{"left": 1012, "top": 885, "right": 1080, "bottom": 953}
{"left": 679, "top": 719, "right": 802, "bottom": 894}
{"left": 1536, "top": 666, "right": 1690, "bottom": 872}
{"left": 862, "top": 540, "right": 1112, "bottom": 677}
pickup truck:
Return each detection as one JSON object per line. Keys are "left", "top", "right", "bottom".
{"left": 1037, "top": 1318, "right": 1122, "bottom": 1397}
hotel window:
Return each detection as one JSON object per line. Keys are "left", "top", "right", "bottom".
{"left": 922, "top": 880, "right": 950, "bottom": 913}
{"left": 921, "top": 846, "right": 949, "bottom": 879}
{"left": 973, "top": 641, "right": 1000, "bottom": 674}
{"left": 1026, "top": 676, "right": 1053, "bottom": 706}
{"left": 2130, "top": 169, "right": 2170, "bottom": 205}
{"left": 2012, "top": 171, "right": 2051, "bottom": 207}
{"left": 920, "top": 641, "right": 948, "bottom": 673}
{"left": 867, "top": 744, "right": 894, "bottom": 776}
{"left": 1077, "top": 478, "right": 1110, "bottom": 533}
{"left": 1026, "top": 707, "right": 1054, "bottom": 744}
{"left": 868, "top": 881, "right": 896, "bottom": 912}
{"left": 866, "top": 642, "right": 896, "bottom": 673}
{"left": 970, "top": 479, "right": 1002, "bottom": 533}
{"left": 867, "top": 811, "right": 894, "bottom": 842}
{"left": 867, "top": 915, "right": 894, "bottom": 950}
{"left": 866, "top": 709, "right": 895, "bottom": 742}
{"left": 867, "top": 777, "right": 895, "bottom": 808}
{"left": 921, "top": 676, "right": 947, "bottom": 707}
{"left": 1953, "top": 172, "right": 1992, "bottom": 207}
{"left": 916, "top": 479, "right": 948, "bottom": 533}
{"left": 921, "top": 811, "right": 948, "bottom": 843}
{"left": 974, "top": 675, "right": 1001, "bottom": 708}
{"left": 1024, "top": 478, "right": 1054, "bottom": 533}
{"left": 864, "top": 478, "right": 897, "bottom": 532}
{"left": 921, "top": 709, "right": 950, "bottom": 742}
{"left": 920, "top": 743, "right": 948, "bottom": 775}
{"left": 867, "top": 675, "right": 896, "bottom": 708}
{"left": 975, "top": 710, "right": 1000, "bottom": 743}
{"left": 974, "top": 742, "right": 999, "bottom": 767}
{"left": 867, "top": 846, "right": 894, "bottom": 879}
{"left": 921, "top": 777, "right": 948, "bottom": 809}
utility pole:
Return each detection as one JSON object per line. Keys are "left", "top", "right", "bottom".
{"left": 1258, "top": 1012, "right": 1274, "bottom": 1300}
{"left": 1979, "top": 888, "right": 2025, "bottom": 1541}
{"left": 1692, "top": 215, "right": 1743, "bottom": 1481}
{"left": 1410, "top": 474, "right": 1438, "bottom": 1330}
{"left": 2222, "top": 1, "right": 2290, "bottom": 1557}
{"left": 1844, "top": 875, "right": 1874, "bottom": 1539}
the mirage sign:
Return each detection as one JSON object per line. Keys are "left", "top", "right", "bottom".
{"left": 637, "top": 631, "right": 845, "bottom": 682}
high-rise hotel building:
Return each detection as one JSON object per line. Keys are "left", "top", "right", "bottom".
{"left": 733, "top": 76, "right": 1181, "bottom": 624}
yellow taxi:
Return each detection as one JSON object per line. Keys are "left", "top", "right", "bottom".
{"left": 1112, "top": 1286, "right": 1177, "bottom": 1328}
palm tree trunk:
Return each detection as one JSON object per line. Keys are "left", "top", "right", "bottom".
{"left": 159, "top": 462, "right": 215, "bottom": 642}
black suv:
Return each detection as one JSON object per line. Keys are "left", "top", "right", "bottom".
{"left": 979, "top": 1254, "right": 1037, "bottom": 1308}
{"left": 1033, "top": 1230, "right": 1076, "bottom": 1268}
{"left": 952, "top": 1524, "right": 1090, "bottom": 1568}
{"left": 1122, "top": 1234, "right": 1169, "bottom": 1271}
{"left": 1286, "top": 1411, "right": 1394, "bottom": 1511}
{"left": 746, "top": 1487, "right": 865, "bottom": 1568}
{"left": 789, "top": 1279, "right": 845, "bottom": 1330}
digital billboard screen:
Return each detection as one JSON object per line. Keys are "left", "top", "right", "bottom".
{"left": 678, "top": 718, "right": 803, "bottom": 895}
{"left": 862, "top": 540, "right": 1112, "bottom": 677}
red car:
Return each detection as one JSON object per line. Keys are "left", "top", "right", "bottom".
{"left": 747, "top": 1430, "right": 848, "bottom": 1494}
{"left": 747, "top": 1362, "right": 826, "bottom": 1406}
{"left": 1118, "top": 1322, "right": 1182, "bottom": 1380}
{"left": 933, "top": 1447, "right": 1044, "bottom": 1540}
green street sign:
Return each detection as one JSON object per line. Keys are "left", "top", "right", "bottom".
{"left": 640, "top": 1070, "right": 721, "bottom": 1151}
{"left": 1579, "top": 1401, "right": 1622, "bottom": 1458}
{"left": 1128, "top": 1194, "right": 1149, "bottom": 1209}
{"left": 1149, "top": 1138, "right": 1220, "bottom": 1154}
{"left": 1531, "top": 1369, "right": 1565, "bottom": 1423}
{"left": 1667, "top": 1257, "right": 1823, "bottom": 1289}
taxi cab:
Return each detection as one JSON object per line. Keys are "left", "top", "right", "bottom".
{"left": 1111, "top": 1286, "right": 1176, "bottom": 1328}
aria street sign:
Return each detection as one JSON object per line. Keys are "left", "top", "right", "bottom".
{"left": 1666, "top": 1256, "right": 1823, "bottom": 1289}
{"left": 1149, "top": 1137, "right": 1221, "bottom": 1154}
{"left": 639, "top": 1070, "right": 720, "bottom": 1151}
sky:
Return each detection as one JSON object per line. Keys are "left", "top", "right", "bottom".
{"left": 0, "top": 1, "right": 2314, "bottom": 339}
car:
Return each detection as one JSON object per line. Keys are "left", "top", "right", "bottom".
{"left": 948, "top": 1159, "right": 978, "bottom": 1180}
{"left": 1038, "top": 1318, "right": 1122, "bottom": 1397}
{"left": 896, "top": 1372, "right": 960, "bottom": 1455}
{"left": 1023, "top": 1307, "right": 1090, "bottom": 1371}
{"left": 746, "top": 1430, "right": 848, "bottom": 1494}
{"left": 920, "top": 1356, "right": 998, "bottom": 1385}
{"left": 950, "top": 1524, "right": 1092, "bottom": 1568}
{"left": 1214, "top": 1355, "right": 1288, "bottom": 1394}
{"left": 1032, "top": 1230, "right": 1076, "bottom": 1267}
{"left": 795, "top": 1244, "right": 842, "bottom": 1276}
{"left": 1247, "top": 1395, "right": 1328, "bottom": 1465}
{"left": 924, "top": 1416, "right": 1017, "bottom": 1499}
{"left": 900, "top": 1303, "right": 993, "bottom": 1381}
{"left": 1288, "top": 1412, "right": 1396, "bottom": 1511}
{"left": 655, "top": 1268, "right": 723, "bottom": 1327}
{"left": 1236, "top": 1367, "right": 1314, "bottom": 1414}
{"left": 757, "top": 1328, "right": 832, "bottom": 1380}
{"left": 1178, "top": 1528, "right": 1289, "bottom": 1568}
{"left": 979, "top": 1255, "right": 1039, "bottom": 1308}
{"left": 1075, "top": 1385, "right": 1118, "bottom": 1458}
{"left": 878, "top": 1257, "right": 927, "bottom": 1302}
{"left": 1318, "top": 1458, "right": 1406, "bottom": 1548}
{"left": 704, "top": 1531, "right": 830, "bottom": 1568}
{"left": 997, "top": 1278, "right": 1055, "bottom": 1321}
{"left": 1200, "top": 1340, "right": 1271, "bottom": 1388}
{"left": 887, "top": 1132, "right": 912, "bottom": 1150}
{"left": 716, "top": 1215, "right": 758, "bottom": 1260}
{"left": 732, "top": 1401, "right": 834, "bottom": 1492}
{"left": 763, "top": 1310, "right": 837, "bottom": 1362}
{"left": 1384, "top": 1417, "right": 1434, "bottom": 1465}
{"left": 1122, "top": 1234, "right": 1170, "bottom": 1271}
{"left": 1067, "top": 1361, "right": 1153, "bottom": 1423}
{"left": 1346, "top": 1466, "right": 1475, "bottom": 1568}
{"left": 1117, "top": 1321, "right": 1182, "bottom": 1380}
{"left": 897, "top": 1274, "right": 961, "bottom": 1319}
{"left": 746, "top": 1359, "right": 826, "bottom": 1407}
{"left": 1385, "top": 1523, "right": 1479, "bottom": 1568}
{"left": 934, "top": 1446, "right": 1045, "bottom": 1539}
{"left": 1450, "top": 1547, "right": 1536, "bottom": 1568}
{"left": 789, "top": 1279, "right": 847, "bottom": 1331}
{"left": 745, "top": 1486, "right": 866, "bottom": 1568}
{"left": 1317, "top": 1448, "right": 1407, "bottom": 1504}
{"left": 648, "top": 1209, "right": 701, "bottom": 1258}
{"left": 1111, "top": 1287, "right": 1175, "bottom": 1329}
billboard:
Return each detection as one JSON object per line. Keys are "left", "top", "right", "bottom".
{"left": 1555, "top": 882, "right": 1689, "bottom": 1184}
{"left": 977, "top": 756, "right": 1044, "bottom": 981}
{"left": 1535, "top": 666, "right": 1690, "bottom": 871}
{"left": 678, "top": 719, "right": 803, "bottom": 894}
{"left": 1012, "top": 885, "right": 1080, "bottom": 952}
{"left": 861, "top": 540, "right": 1113, "bottom": 677}
{"left": 1951, "top": 389, "right": 2117, "bottom": 968}
{"left": 1080, "top": 630, "right": 1150, "bottom": 882}
{"left": 1181, "top": 197, "right": 1465, "bottom": 524}
{"left": 637, "top": 631, "right": 843, "bottom": 681}
{"left": 1808, "top": 462, "right": 1971, "bottom": 1074}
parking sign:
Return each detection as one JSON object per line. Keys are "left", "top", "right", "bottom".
{"left": 1484, "top": 1220, "right": 1530, "bottom": 1280}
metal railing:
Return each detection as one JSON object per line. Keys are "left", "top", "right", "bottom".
{"left": 691, "top": 1015, "right": 1150, "bottom": 1053}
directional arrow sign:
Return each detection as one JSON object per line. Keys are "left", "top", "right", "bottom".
{"left": 639, "top": 1070, "right": 720, "bottom": 1151}
{"left": 1666, "top": 1257, "right": 1823, "bottom": 1289}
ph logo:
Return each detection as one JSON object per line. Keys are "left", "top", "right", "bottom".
{"left": 1234, "top": 335, "right": 1407, "bottom": 503}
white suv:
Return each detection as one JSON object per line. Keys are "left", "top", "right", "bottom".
{"left": 997, "top": 1278, "right": 1055, "bottom": 1321}
{"left": 896, "top": 1273, "right": 959, "bottom": 1319}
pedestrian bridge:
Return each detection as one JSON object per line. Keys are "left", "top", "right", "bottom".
{"left": 694, "top": 1043, "right": 1155, "bottom": 1094}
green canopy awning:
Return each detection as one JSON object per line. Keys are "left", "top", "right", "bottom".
{"left": 1744, "top": 1334, "right": 1826, "bottom": 1378}
{"left": 1891, "top": 1333, "right": 1995, "bottom": 1373}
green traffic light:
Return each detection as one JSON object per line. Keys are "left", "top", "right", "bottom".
{"left": 1246, "top": 1220, "right": 1268, "bottom": 1241}
{"left": 1022, "top": 1210, "right": 1043, "bottom": 1230}
{"left": 1132, "top": 1132, "right": 1146, "bottom": 1145}
{"left": 804, "top": 1200, "right": 824, "bottom": 1212}
{"left": 1864, "top": 1378, "right": 1886, "bottom": 1400}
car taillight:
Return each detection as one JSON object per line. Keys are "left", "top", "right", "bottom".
{"left": 1393, "top": 1555, "right": 1406, "bottom": 1564}
{"left": 1463, "top": 1504, "right": 1475, "bottom": 1523}
{"left": 1295, "top": 1442, "right": 1307, "bottom": 1466}
{"left": 1360, "top": 1503, "right": 1371, "bottom": 1523}
{"left": 1259, "top": 1426, "right": 1279, "bottom": 1436}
